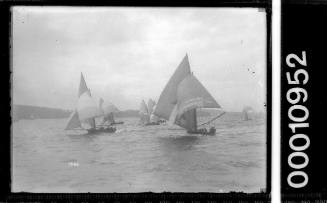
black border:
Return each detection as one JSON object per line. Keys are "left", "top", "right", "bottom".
{"left": 1, "top": 0, "right": 272, "bottom": 202}
{"left": 281, "top": 0, "right": 327, "bottom": 200}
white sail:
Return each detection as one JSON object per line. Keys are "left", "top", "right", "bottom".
{"left": 77, "top": 91, "right": 103, "bottom": 121}
{"left": 76, "top": 73, "right": 103, "bottom": 122}
{"left": 149, "top": 103, "right": 160, "bottom": 123}
{"left": 139, "top": 100, "right": 150, "bottom": 124}
{"left": 65, "top": 73, "right": 102, "bottom": 131}
{"left": 99, "top": 98, "right": 121, "bottom": 125}
{"left": 147, "top": 99, "right": 156, "bottom": 115}
{"left": 65, "top": 111, "right": 82, "bottom": 130}
{"left": 139, "top": 100, "right": 148, "bottom": 115}
{"left": 102, "top": 102, "right": 119, "bottom": 115}
{"left": 102, "top": 113, "right": 115, "bottom": 123}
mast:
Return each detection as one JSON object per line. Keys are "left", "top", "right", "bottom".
{"left": 194, "top": 109, "right": 197, "bottom": 131}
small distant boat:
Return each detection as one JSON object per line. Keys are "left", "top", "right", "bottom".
{"left": 139, "top": 99, "right": 161, "bottom": 126}
{"left": 242, "top": 106, "right": 253, "bottom": 121}
{"left": 65, "top": 73, "right": 116, "bottom": 134}
{"left": 139, "top": 99, "right": 150, "bottom": 125}
{"left": 153, "top": 54, "right": 225, "bottom": 135}
{"left": 99, "top": 98, "right": 124, "bottom": 126}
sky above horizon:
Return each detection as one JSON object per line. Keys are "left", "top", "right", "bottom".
{"left": 12, "top": 7, "right": 267, "bottom": 112}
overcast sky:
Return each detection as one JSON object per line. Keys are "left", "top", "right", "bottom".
{"left": 12, "top": 7, "right": 267, "bottom": 112}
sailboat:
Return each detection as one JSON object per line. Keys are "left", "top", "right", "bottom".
{"left": 139, "top": 99, "right": 150, "bottom": 125}
{"left": 148, "top": 99, "right": 166, "bottom": 124}
{"left": 146, "top": 99, "right": 163, "bottom": 125}
{"left": 153, "top": 54, "right": 225, "bottom": 135}
{"left": 138, "top": 99, "right": 159, "bottom": 125}
{"left": 242, "top": 106, "right": 253, "bottom": 121}
{"left": 99, "top": 98, "right": 124, "bottom": 125}
{"left": 65, "top": 73, "right": 116, "bottom": 134}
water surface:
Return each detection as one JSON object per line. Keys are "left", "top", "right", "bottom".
{"left": 12, "top": 113, "right": 266, "bottom": 193}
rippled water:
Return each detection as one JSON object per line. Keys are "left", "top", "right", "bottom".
{"left": 12, "top": 113, "right": 266, "bottom": 193}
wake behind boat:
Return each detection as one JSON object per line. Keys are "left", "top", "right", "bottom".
{"left": 153, "top": 54, "right": 225, "bottom": 136}
{"left": 65, "top": 73, "right": 116, "bottom": 134}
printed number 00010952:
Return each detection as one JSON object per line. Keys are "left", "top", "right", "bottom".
{"left": 285, "top": 51, "right": 310, "bottom": 189}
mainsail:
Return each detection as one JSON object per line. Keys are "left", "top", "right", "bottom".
{"left": 77, "top": 74, "right": 102, "bottom": 121}
{"left": 176, "top": 74, "right": 220, "bottom": 116}
{"left": 154, "top": 54, "right": 223, "bottom": 132}
{"left": 65, "top": 73, "right": 102, "bottom": 130}
{"left": 174, "top": 74, "right": 221, "bottom": 131}
{"left": 153, "top": 54, "right": 191, "bottom": 121}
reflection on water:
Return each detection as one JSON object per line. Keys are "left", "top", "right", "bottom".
{"left": 12, "top": 113, "right": 266, "bottom": 193}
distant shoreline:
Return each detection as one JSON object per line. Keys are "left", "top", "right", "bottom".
{"left": 12, "top": 104, "right": 266, "bottom": 122}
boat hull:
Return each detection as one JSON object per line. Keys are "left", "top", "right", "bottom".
{"left": 87, "top": 127, "right": 116, "bottom": 134}
{"left": 112, "top": 121, "right": 124, "bottom": 125}
{"left": 144, "top": 122, "right": 160, "bottom": 126}
{"left": 187, "top": 128, "right": 216, "bottom": 136}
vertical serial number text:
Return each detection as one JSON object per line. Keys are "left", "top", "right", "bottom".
{"left": 285, "top": 51, "right": 310, "bottom": 189}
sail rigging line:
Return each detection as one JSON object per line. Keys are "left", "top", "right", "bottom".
{"left": 197, "top": 111, "right": 226, "bottom": 127}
